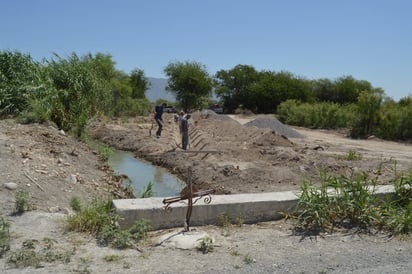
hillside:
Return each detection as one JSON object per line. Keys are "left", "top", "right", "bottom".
{"left": 146, "top": 77, "right": 175, "bottom": 102}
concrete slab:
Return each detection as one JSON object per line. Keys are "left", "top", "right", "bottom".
{"left": 113, "top": 185, "right": 396, "bottom": 230}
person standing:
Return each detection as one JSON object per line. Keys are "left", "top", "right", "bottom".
{"left": 154, "top": 103, "right": 166, "bottom": 138}
{"left": 181, "top": 114, "right": 191, "bottom": 150}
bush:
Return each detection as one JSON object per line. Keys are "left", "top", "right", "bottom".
{"left": 66, "top": 197, "right": 151, "bottom": 249}
{"left": 69, "top": 196, "right": 82, "bottom": 213}
{"left": 15, "top": 190, "right": 32, "bottom": 214}
{"left": 0, "top": 217, "right": 10, "bottom": 257}
{"left": 129, "top": 218, "right": 151, "bottom": 241}
{"left": 277, "top": 100, "right": 356, "bottom": 129}
{"left": 65, "top": 197, "right": 113, "bottom": 234}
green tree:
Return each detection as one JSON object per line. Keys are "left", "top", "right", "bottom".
{"left": 130, "top": 69, "right": 150, "bottom": 99}
{"left": 89, "top": 52, "right": 117, "bottom": 81}
{"left": 214, "top": 64, "right": 260, "bottom": 113}
{"left": 332, "top": 76, "right": 372, "bottom": 104}
{"left": 311, "top": 78, "right": 334, "bottom": 102}
{"left": 163, "top": 61, "right": 213, "bottom": 112}
{"left": 247, "top": 71, "right": 313, "bottom": 113}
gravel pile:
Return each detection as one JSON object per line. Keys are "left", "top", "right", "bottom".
{"left": 244, "top": 117, "right": 303, "bottom": 138}
{"left": 198, "top": 109, "right": 239, "bottom": 122}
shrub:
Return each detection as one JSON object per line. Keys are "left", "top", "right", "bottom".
{"left": 69, "top": 196, "right": 82, "bottom": 213}
{"left": 129, "top": 218, "right": 151, "bottom": 241}
{"left": 277, "top": 100, "right": 356, "bottom": 129}
{"left": 65, "top": 197, "right": 113, "bottom": 234}
{"left": 0, "top": 217, "right": 10, "bottom": 257}
{"left": 15, "top": 190, "right": 32, "bottom": 214}
{"left": 293, "top": 169, "right": 412, "bottom": 235}
{"left": 196, "top": 236, "right": 214, "bottom": 254}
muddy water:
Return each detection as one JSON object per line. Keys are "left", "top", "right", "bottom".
{"left": 108, "top": 150, "right": 184, "bottom": 198}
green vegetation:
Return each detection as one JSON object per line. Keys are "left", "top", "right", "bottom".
{"left": 65, "top": 197, "right": 113, "bottom": 234}
{"left": 292, "top": 170, "right": 412, "bottom": 235}
{"left": 96, "top": 144, "right": 113, "bottom": 161}
{"left": 1, "top": 50, "right": 151, "bottom": 138}
{"left": 243, "top": 254, "right": 254, "bottom": 264}
{"left": 2, "top": 49, "right": 412, "bottom": 141}
{"left": 103, "top": 254, "right": 124, "bottom": 262}
{"left": 139, "top": 181, "right": 154, "bottom": 198}
{"left": 15, "top": 190, "right": 32, "bottom": 214}
{"left": 0, "top": 217, "right": 10, "bottom": 257}
{"left": 337, "top": 150, "right": 363, "bottom": 161}
{"left": 6, "top": 238, "right": 75, "bottom": 269}
{"left": 217, "top": 212, "right": 231, "bottom": 228}
{"left": 69, "top": 196, "right": 82, "bottom": 213}
{"left": 277, "top": 100, "right": 357, "bottom": 129}
{"left": 196, "top": 236, "right": 214, "bottom": 254}
{"left": 163, "top": 60, "right": 214, "bottom": 112}
{"left": 66, "top": 196, "right": 151, "bottom": 249}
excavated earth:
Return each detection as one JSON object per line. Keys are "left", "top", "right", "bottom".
{"left": 2, "top": 113, "right": 412, "bottom": 273}
{"left": 90, "top": 110, "right": 412, "bottom": 195}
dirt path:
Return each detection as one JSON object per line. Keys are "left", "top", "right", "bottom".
{"left": 2, "top": 116, "right": 412, "bottom": 273}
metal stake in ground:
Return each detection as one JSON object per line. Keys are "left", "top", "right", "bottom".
{"left": 162, "top": 166, "right": 216, "bottom": 231}
{"left": 162, "top": 150, "right": 223, "bottom": 231}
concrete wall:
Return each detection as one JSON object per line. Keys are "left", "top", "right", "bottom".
{"left": 113, "top": 191, "right": 299, "bottom": 230}
{"left": 113, "top": 185, "right": 396, "bottom": 231}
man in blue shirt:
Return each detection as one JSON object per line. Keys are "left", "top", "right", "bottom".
{"left": 154, "top": 103, "right": 167, "bottom": 138}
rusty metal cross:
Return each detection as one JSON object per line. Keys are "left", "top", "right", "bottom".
{"left": 162, "top": 166, "right": 216, "bottom": 231}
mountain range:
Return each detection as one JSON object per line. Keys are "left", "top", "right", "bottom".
{"left": 146, "top": 77, "right": 175, "bottom": 103}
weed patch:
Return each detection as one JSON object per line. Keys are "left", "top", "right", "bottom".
{"left": 0, "top": 217, "right": 11, "bottom": 257}
{"left": 293, "top": 171, "right": 412, "bottom": 235}
{"left": 66, "top": 197, "right": 151, "bottom": 250}
{"left": 15, "top": 190, "right": 32, "bottom": 214}
{"left": 6, "top": 238, "right": 75, "bottom": 269}
{"left": 196, "top": 236, "right": 214, "bottom": 254}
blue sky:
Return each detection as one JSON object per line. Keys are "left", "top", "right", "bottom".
{"left": 1, "top": 0, "right": 411, "bottom": 101}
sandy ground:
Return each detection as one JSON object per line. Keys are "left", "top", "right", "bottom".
{"left": 1, "top": 114, "right": 412, "bottom": 273}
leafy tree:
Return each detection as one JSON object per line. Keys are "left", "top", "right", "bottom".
{"left": 214, "top": 64, "right": 260, "bottom": 113}
{"left": 332, "top": 76, "right": 372, "bottom": 104}
{"left": 247, "top": 71, "right": 313, "bottom": 113}
{"left": 311, "top": 78, "right": 335, "bottom": 102}
{"left": 89, "top": 52, "right": 117, "bottom": 81}
{"left": 163, "top": 61, "right": 213, "bottom": 112}
{"left": 130, "top": 69, "right": 150, "bottom": 99}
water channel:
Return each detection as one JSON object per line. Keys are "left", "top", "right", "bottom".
{"left": 108, "top": 149, "right": 184, "bottom": 198}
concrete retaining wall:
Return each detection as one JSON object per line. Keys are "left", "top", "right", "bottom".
{"left": 113, "top": 185, "right": 396, "bottom": 230}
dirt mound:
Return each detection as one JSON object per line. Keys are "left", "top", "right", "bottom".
{"left": 0, "top": 119, "right": 129, "bottom": 213}
{"left": 244, "top": 117, "right": 303, "bottom": 138}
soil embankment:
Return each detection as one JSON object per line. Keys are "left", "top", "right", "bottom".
{"left": 2, "top": 116, "right": 412, "bottom": 273}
